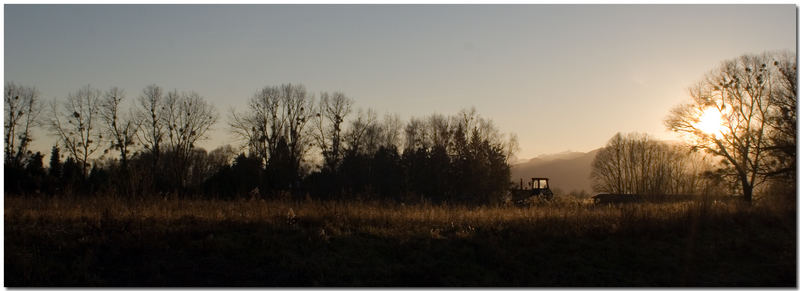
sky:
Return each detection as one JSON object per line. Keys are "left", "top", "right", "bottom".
{"left": 4, "top": 4, "right": 797, "bottom": 161}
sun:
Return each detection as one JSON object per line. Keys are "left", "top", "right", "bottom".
{"left": 696, "top": 107, "right": 724, "bottom": 137}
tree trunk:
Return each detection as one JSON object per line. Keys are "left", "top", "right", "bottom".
{"left": 742, "top": 181, "right": 753, "bottom": 204}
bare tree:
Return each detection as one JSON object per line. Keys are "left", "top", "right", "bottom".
{"left": 665, "top": 52, "right": 784, "bottom": 202}
{"left": 4, "top": 82, "right": 42, "bottom": 167}
{"left": 146, "top": 89, "right": 218, "bottom": 189}
{"left": 591, "top": 133, "right": 626, "bottom": 194}
{"left": 279, "top": 84, "right": 315, "bottom": 167}
{"left": 163, "top": 90, "right": 218, "bottom": 158}
{"left": 230, "top": 86, "right": 281, "bottom": 165}
{"left": 311, "top": 91, "right": 353, "bottom": 170}
{"left": 503, "top": 132, "right": 520, "bottom": 164}
{"left": 48, "top": 85, "right": 104, "bottom": 177}
{"left": 476, "top": 117, "right": 502, "bottom": 147}
{"left": 428, "top": 113, "right": 451, "bottom": 150}
{"left": 380, "top": 113, "right": 403, "bottom": 150}
{"left": 99, "top": 87, "right": 137, "bottom": 169}
{"left": 453, "top": 107, "right": 478, "bottom": 139}
{"left": 136, "top": 84, "right": 165, "bottom": 159}
{"left": 344, "top": 108, "right": 378, "bottom": 155}
{"left": 404, "top": 117, "right": 429, "bottom": 152}
{"left": 229, "top": 83, "right": 315, "bottom": 176}
{"left": 363, "top": 122, "right": 385, "bottom": 155}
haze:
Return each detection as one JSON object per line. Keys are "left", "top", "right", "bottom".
{"left": 5, "top": 4, "right": 796, "bottom": 160}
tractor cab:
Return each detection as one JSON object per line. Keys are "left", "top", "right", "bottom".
{"left": 529, "top": 178, "right": 551, "bottom": 196}
{"left": 511, "top": 177, "right": 554, "bottom": 205}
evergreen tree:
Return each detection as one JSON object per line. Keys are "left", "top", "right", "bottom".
{"left": 49, "top": 146, "right": 62, "bottom": 178}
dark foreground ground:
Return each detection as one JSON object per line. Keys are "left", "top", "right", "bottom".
{"left": 4, "top": 196, "right": 796, "bottom": 286}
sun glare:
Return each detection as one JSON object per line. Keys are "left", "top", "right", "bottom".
{"left": 696, "top": 107, "right": 724, "bottom": 137}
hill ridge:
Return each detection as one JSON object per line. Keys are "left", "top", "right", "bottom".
{"left": 510, "top": 149, "right": 599, "bottom": 195}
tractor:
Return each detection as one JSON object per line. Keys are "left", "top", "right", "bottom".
{"left": 510, "top": 177, "right": 554, "bottom": 205}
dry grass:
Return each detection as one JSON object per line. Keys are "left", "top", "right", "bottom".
{"left": 5, "top": 195, "right": 796, "bottom": 286}
{"left": 3, "top": 196, "right": 741, "bottom": 230}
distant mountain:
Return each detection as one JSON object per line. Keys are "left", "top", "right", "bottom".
{"left": 527, "top": 150, "right": 587, "bottom": 162}
{"left": 510, "top": 149, "right": 600, "bottom": 195}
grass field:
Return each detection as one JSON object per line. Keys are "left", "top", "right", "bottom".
{"left": 4, "top": 195, "right": 796, "bottom": 286}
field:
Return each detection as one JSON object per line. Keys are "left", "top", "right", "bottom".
{"left": 4, "top": 195, "right": 796, "bottom": 287}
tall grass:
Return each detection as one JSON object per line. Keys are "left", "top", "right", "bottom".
{"left": 5, "top": 195, "right": 795, "bottom": 286}
{"left": 4, "top": 195, "right": 786, "bottom": 237}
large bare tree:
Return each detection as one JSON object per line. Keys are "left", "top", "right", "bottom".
{"left": 230, "top": 83, "right": 315, "bottom": 174}
{"left": 665, "top": 52, "right": 790, "bottom": 202}
{"left": 99, "top": 87, "right": 137, "bottom": 169}
{"left": 279, "top": 84, "right": 315, "bottom": 168}
{"left": 230, "top": 86, "right": 280, "bottom": 164}
{"left": 311, "top": 91, "right": 352, "bottom": 170}
{"left": 48, "top": 85, "right": 104, "bottom": 177}
{"left": 162, "top": 90, "right": 218, "bottom": 158}
{"left": 4, "top": 82, "right": 42, "bottom": 167}
{"left": 136, "top": 84, "right": 165, "bottom": 159}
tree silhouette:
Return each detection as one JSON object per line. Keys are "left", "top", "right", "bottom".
{"left": 99, "top": 87, "right": 138, "bottom": 170}
{"left": 5, "top": 82, "right": 42, "bottom": 168}
{"left": 312, "top": 92, "right": 353, "bottom": 171}
{"left": 48, "top": 145, "right": 62, "bottom": 179}
{"left": 163, "top": 90, "right": 218, "bottom": 159}
{"left": 666, "top": 51, "right": 795, "bottom": 202}
{"left": 48, "top": 85, "right": 104, "bottom": 178}
{"left": 5, "top": 80, "right": 519, "bottom": 204}
{"left": 136, "top": 84, "right": 166, "bottom": 165}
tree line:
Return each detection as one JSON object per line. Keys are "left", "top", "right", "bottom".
{"left": 4, "top": 83, "right": 517, "bottom": 205}
{"left": 590, "top": 132, "right": 713, "bottom": 196}
{"left": 7, "top": 51, "right": 795, "bottom": 204}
